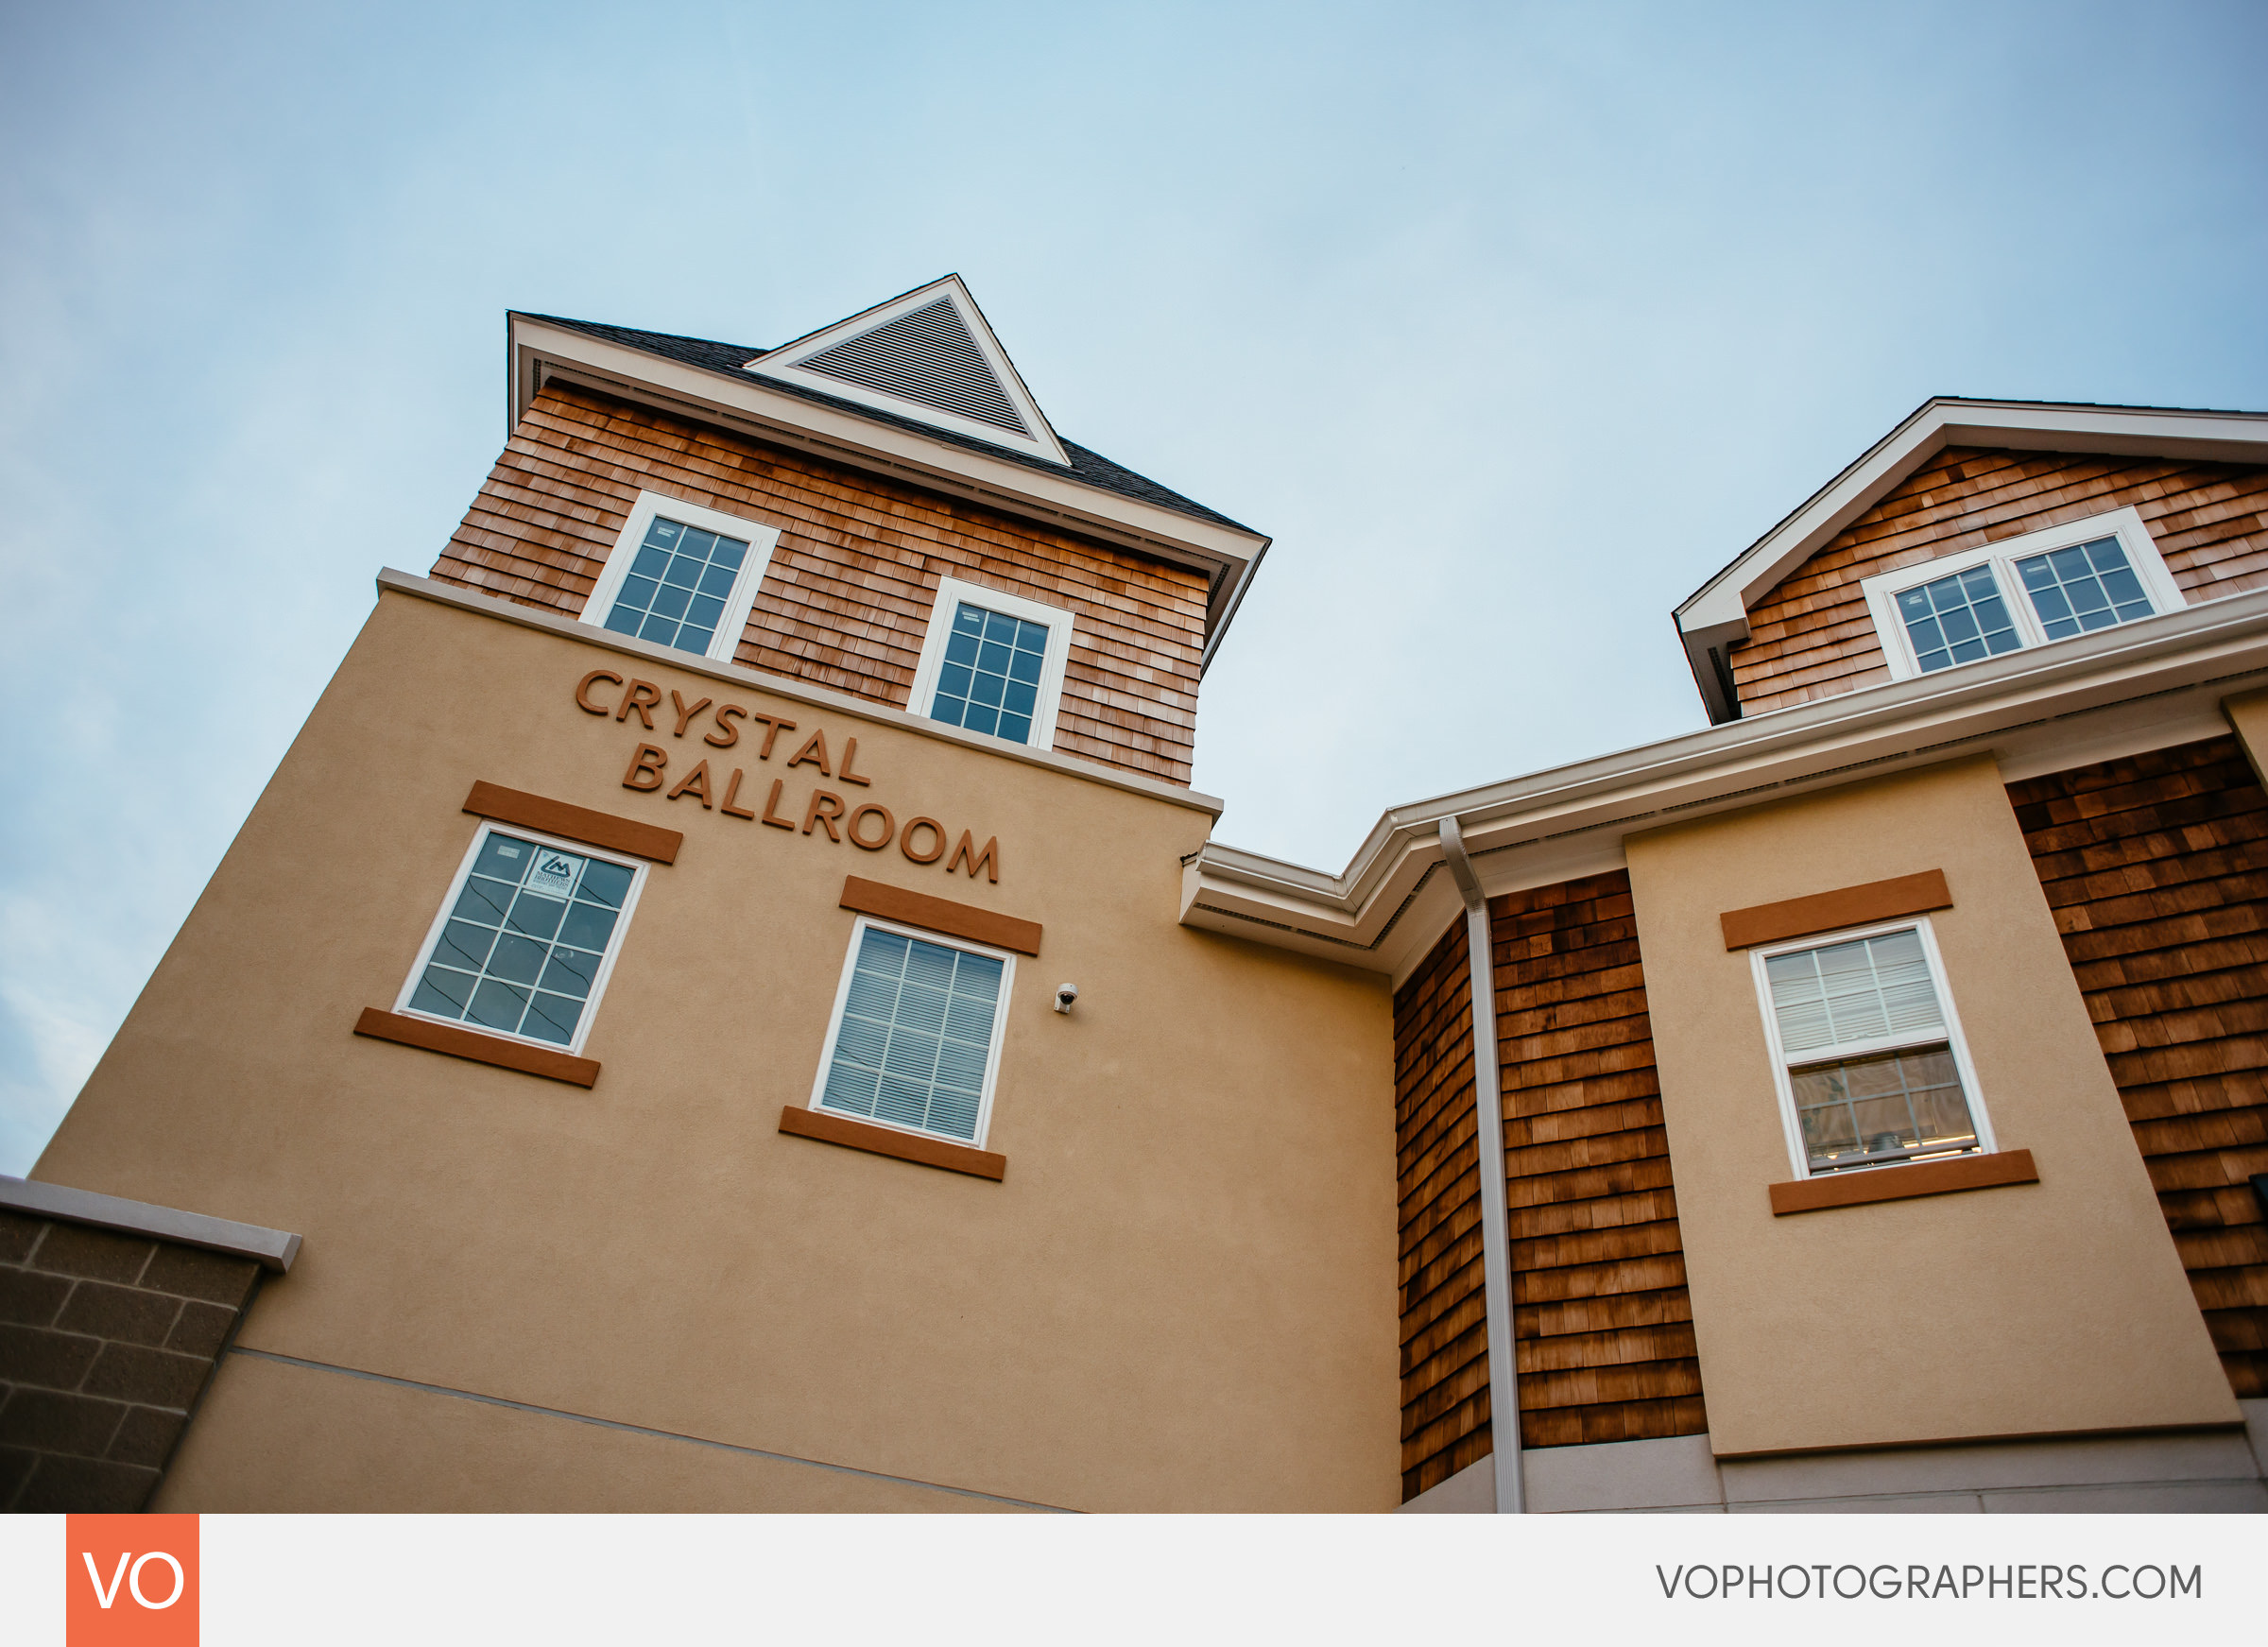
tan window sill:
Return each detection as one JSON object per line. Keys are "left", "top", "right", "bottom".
{"left": 778, "top": 1106, "right": 1006, "bottom": 1180}
{"left": 1769, "top": 1148, "right": 2036, "bottom": 1215}
{"left": 354, "top": 1007, "right": 601, "bottom": 1088}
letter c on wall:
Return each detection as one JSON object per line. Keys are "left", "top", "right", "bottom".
{"left": 576, "top": 669, "right": 625, "bottom": 715}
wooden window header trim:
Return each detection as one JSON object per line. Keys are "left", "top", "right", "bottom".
{"left": 839, "top": 876, "right": 1042, "bottom": 956}
{"left": 778, "top": 1105, "right": 1007, "bottom": 1181}
{"left": 464, "top": 781, "right": 682, "bottom": 865}
{"left": 353, "top": 1007, "right": 602, "bottom": 1088}
{"left": 1722, "top": 869, "right": 1952, "bottom": 951}
{"left": 1768, "top": 1148, "right": 2037, "bottom": 1215}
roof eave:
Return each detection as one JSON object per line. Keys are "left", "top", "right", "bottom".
{"left": 1188, "top": 584, "right": 2268, "bottom": 978}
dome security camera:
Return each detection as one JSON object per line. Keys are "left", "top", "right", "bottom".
{"left": 1053, "top": 982, "right": 1079, "bottom": 1014}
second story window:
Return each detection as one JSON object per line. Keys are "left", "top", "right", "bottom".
{"left": 906, "top": 575, "right": 1074, "bottom": 751}
{"left": 811, "top": 918, "right": 1014, "bottom": 1146}
{"left": 579, "top": 490, "right": 782, "bottom": 664}
{"left": 400, "top": 825, "right": 645, "bottom": 1052}
{"left": 1862, "top": 506, "right": 2185, "bottom": 683}
{"left": 1752, "top": 920, "right": 1991, "bottom": 1176}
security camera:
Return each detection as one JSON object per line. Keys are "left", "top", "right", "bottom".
{"left": 1053, "top": 983, "right": 1079, "bottom": 1014}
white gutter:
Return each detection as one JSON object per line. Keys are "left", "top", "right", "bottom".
{"left": 1182, "top": 584, "right": 2268, "bottom": 976}
{"left": 1438, "top": 816, "right": 1523, "bottom": 1515}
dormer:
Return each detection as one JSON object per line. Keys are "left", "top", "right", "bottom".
{"left": 1675, "top": 399, "right": 2268, "bottom": 723}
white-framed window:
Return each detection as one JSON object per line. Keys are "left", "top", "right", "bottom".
{"left": 580, "top": 490, "right": 782, "bottom": 663}
{"left": 1750, "top": 917, "right": 1995, "bottom": 1178}
{"left": 808, "top": 916, "right": 1016, "bottom": 1148}
{"left": 1861, "top": 506, "right": 2185, "bottom": 682}
{"left": 396, "top": 822, "right": 648, "bottom": 1055}
{"left": 904, "top": 575, "right": 1074, "bottom": 749}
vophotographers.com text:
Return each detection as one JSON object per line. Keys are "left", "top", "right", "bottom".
{"left": 1657, "top": 1563, "right": 2202, "bottom": 1601}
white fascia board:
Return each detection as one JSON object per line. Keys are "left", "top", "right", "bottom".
{"left": 1186, "top": 585, "right": 2268, "bottom": 974}
{"left": 1677, "top": 399, "right": 2268, "bottom": 639}
{"left": 374, "top": 569, "right": 1225, "bottom": 818}
{"left": 507, "top": 317, "right": 1267, "bottom": 660}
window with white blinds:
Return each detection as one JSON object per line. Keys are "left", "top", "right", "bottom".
{"left": 1756, "top": 922, "right": 1987, "bottom": 1176}
{"left": 808, "top": 918, "right": 1016, "bottom": 1147}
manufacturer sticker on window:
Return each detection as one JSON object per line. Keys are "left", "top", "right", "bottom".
{"left": 524, "top": 849, "right": 581, "bottom": 902}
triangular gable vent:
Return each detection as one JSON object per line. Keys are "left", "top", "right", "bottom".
{"left": 745, "top": 275, "right": 1068, "bottom": 466}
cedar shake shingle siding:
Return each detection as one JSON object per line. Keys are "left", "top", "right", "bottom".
{"left": 1731, "top": 448, "right": 2268, "bottom": 714}
{"left": 1394, "top": 915, "right": 1487, "bottom": 1501}
{"left": 1494, "top": 873, "right": 1706, "bottom": 1453}
{"left": 430, "top": 384, "right": 1210, "bottom": 785}
{"left": 1394, "top": 870, "right": 1706, "bottom": 1504}
{"left": 2007, "top": 738, "right": 2268, "bottom": 1398}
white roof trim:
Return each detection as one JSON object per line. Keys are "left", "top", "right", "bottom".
{"left": 1673, "top": 398, "right": 2268, "bottom": 722}
{"left": 745, "top": 276, "right": 1070, "bottom": 467}
{"left": 1185, "top": 584, "right": 2268, "bottom": 981}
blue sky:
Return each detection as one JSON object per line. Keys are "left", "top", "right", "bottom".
{"left": 2, "top": 0, "right": 2263, "bottom": 1171}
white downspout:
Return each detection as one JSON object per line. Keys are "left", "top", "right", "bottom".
{"left": 1438, "top": 815, "right": 1524, "bottom": 1514}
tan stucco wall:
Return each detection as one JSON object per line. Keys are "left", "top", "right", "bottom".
{"left": 41, "top": 590, "right": 1400, "bottom": 1511}
{"left": 1625, "top": 757, "right": 2237, "bottom": 1457}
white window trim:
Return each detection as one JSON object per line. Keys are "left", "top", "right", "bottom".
{"left": 904, "top": 574, "right": 1076, "bottom": 751}
{"left": 578, "top": 489, "right": 783, "bottom": 665}
{"left": 393, "top": 820, "right": 651, "bottom": 1057}
{"left": 1747, "top": 915, "right": 1998, "bottom": 1180}
{"left": 1861, "top": 505, "right": 2186, "bottom": 682}
{"left": 806, "top": 914, "right": 1018, "bottom": 1151}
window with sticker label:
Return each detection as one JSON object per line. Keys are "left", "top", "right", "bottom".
{"left": 398, "top": 825, "right": 646, "bottom": 1052}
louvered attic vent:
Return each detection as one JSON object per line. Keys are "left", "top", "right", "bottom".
{"left": 798, "top": 299, "right": 1032, "bottom": 437}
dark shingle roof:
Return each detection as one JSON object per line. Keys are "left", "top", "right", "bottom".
{"left": 524, "top": 314, "right": 1252, "bottom": 535}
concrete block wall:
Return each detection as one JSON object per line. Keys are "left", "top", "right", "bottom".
{"left": 0, "top": 1210, "right": 263, "bottom": 1511}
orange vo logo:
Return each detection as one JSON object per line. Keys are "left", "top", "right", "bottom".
{"left": 66, "top": 1515, "right": 198, "bottom": 1645}
{"left": 578, "top": 669, "right": 1003, "bottom": 883}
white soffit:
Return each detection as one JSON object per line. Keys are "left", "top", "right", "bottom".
{"left": 744, "top": 275, "right": 1071, "bottom": 468}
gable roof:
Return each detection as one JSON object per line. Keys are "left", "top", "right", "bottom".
{"left": 746, "top": 275, "right": 1068, "bottom": 468}
{"left": 1674, "top": 397, "right": 2268, "bottom": 723}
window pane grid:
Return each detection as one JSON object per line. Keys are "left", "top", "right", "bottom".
{"left": 1792, "top": 1045, "right": 1980, "bottom": 1173}
{"left": 601, "top": 515, "right": 749, "bottom": 656}
{"left": 1895, "top": 564, "right": 2021, "bottom": 674}
{"left": 408, "top": 832, "right": 632, "bottom": 1046}
{"left": 819, "top": 928, "right": 1005, "bottom": 1142}
{"left": 930, "top": 601, "right": 1049, "bottom": 745}
{"left": 2016, "top": 536, "right": 2153, "bottom": 640}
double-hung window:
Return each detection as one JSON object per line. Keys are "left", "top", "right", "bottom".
{"left": 905, "top": 575, "right": 1074, "bottom": 750}
{"left": 1751, "top": 919, "right": 1992, "bottom": 1177}
{"left": 1860, "top": 506, "right": 2185, "bottom": 681}
{"left": 580, "top": 490, "right": 782, "bottom": 663}
{"left": 397, "top": 824, "right": 646, "bottom": 1053}
{"left": 809, "top": 917, "right": 1015, "bottom": 1147}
